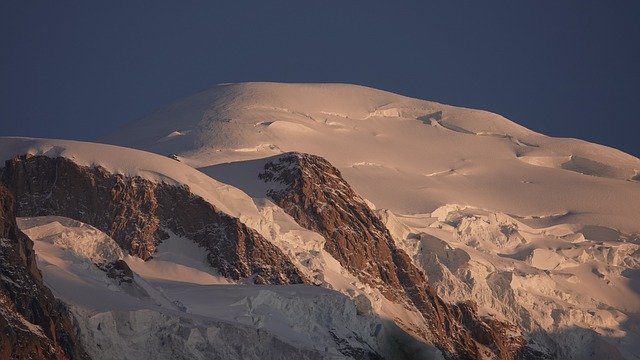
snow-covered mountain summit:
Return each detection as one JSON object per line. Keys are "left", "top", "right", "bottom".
{"left": 1, "top": 82, "right": 638, "bottom": 359}
{"left": 102, "top": 82, "right": 639, "bottom": 232}
{"left": 99, "top": 82, "right": 640, "bottom": 359}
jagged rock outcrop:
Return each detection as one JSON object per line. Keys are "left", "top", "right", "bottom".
{"left": 100, "top": 260, "right": 134, "bottom": 284}
{"left": 259, "top": 152, "right": 543, "bottom": 360}
{"left": 1, "top": 155, "right": 306, "bottom": 285}
{"left": 0, "top": 185, "right": 89, "bottom": 360}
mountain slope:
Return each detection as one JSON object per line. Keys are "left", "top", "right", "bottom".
{"left": 257, "top": 152, "right": 539, "bottom": 359}
{"left": 0, "top": 138, "right": 437, "bottom": 358}
{"left": 0, "top": 138, "right": 543, "bottom": 358}
{"left": 1, "top": 82, "right": 638, "bottom": 359}
{"left": 99, "top": 82, "right": 639, "bottom": 359}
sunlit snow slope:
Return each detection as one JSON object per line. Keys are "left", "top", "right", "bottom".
{"left": 101, "top": 82, "right": 640, "bottom": 233}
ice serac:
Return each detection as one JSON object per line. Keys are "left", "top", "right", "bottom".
{"left": 0, "top": 185, "right": 88, "bottom": 360}
{"left": 258, "top": 152, "right": 543, "bottom": 360}
{"left": 1, "top": 154, "right": 306, "bottom": 285}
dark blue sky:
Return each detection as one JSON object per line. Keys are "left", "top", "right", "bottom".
{"left": 2, "top": 1, "right": 639, "bottom": 156}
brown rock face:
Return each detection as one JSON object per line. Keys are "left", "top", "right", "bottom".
{"left": 0, "top": 185, "right": 89, "bottom": 360}
{"left": 1, "top": 155, "right": 306, "bottom": 285}
{"left": 259, "top": 153, "right": 542, "bottom": 360}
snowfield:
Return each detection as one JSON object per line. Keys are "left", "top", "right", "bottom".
{"left": 101, "top": 82, "right": 640, "bottom": 233}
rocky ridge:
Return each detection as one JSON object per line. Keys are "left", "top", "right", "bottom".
{"left": 259, "top": 152, "right": 545, "bottom": 360}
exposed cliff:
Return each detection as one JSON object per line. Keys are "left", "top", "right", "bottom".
{"left": 1, "top": 154, "right": 306, "bottom": 285}
{"left": 0, "top": 185, "right": 89, "bottom": 359}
